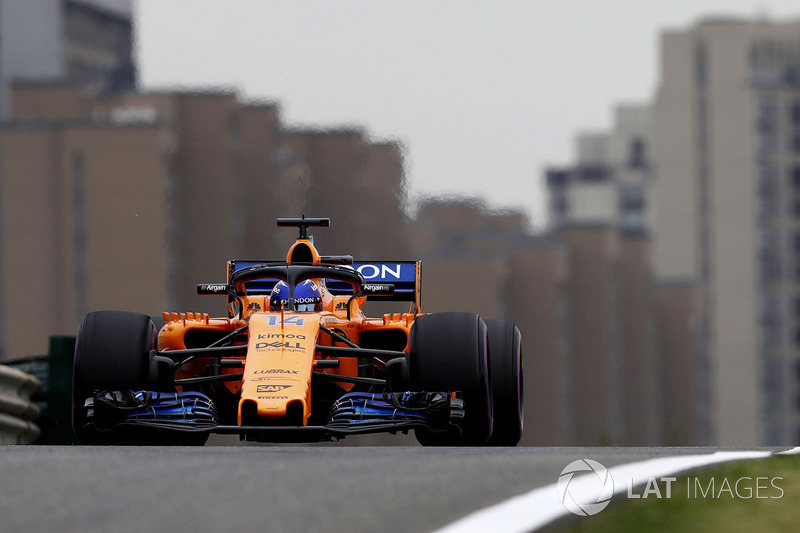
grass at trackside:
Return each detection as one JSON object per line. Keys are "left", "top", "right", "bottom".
{"left": 544, "top": 455, "right": 800, "bottom": 533}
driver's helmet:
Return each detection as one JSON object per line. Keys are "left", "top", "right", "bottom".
{"left": 269, "top": 279, "right": 323, "bottom": 312}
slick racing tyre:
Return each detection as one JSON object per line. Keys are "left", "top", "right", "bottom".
{"left": 484, "top": 319, "right": 523, "bottom": 446}
{"left": 72, "top": 311, "right": 158, "bottom": 444}
{"left": 409, "top": 312, "right": 493, "bottom": 446}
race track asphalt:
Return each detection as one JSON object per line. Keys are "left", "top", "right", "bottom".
{"left": 0, "top": 445, "right": 784, "bottom": 533}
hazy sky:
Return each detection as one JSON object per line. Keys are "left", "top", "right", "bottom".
{"left": 136, "top": 1, "right": 800, "bottom": 227}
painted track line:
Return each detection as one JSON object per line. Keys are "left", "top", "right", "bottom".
{"left": 432, "top": 449, "right": 783, "bottom": 533}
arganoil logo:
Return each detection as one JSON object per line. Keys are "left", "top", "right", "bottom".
{"left": 558, "top": 459, "right": 614, "bottom": 516}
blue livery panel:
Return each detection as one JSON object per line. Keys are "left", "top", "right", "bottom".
{"left": 228, "top": 260, "right": 420, "bottom": 302}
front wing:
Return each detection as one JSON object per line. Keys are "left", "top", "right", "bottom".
{"left": 79, "top": 389, "right": 464, "bottom": 442}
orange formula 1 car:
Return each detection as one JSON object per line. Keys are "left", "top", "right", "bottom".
{"left": 72, "top": 217, "right": 523, "bottom": 446}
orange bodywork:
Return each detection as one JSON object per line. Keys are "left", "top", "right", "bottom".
{"left": 157, "top": 237, "right": 421, "bottom": 427}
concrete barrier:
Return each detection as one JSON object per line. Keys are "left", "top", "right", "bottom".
{"left": 0, "top": 365, "right": 42, "bottom": 444}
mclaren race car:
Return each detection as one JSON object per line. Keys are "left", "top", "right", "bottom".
{"left": 72, "top": 216, "right": 523, "bottom": 445}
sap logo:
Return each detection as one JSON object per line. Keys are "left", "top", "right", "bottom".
{"left": 255, "top": 341, "right": 304, "bottom": 350}
{"left": 267, "top": 315, "right": 305, "bottom": 326}
{"left": 257, "top": 384, "right": 292, "bottom": 393}
{"left": 356, "top": 264, "right": 402, "bottom": 280}
{"left": 253, "top": 369, "right": 300, "bottom": 375}
{"left": 258, "top": 333, "right": 305, "bottom": 340}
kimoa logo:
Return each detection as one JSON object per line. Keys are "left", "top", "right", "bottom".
{"left": 557, "top": 459, "right": 614, "bottom": 516}
{"left": 258, "top": 333, "right": 305, "bottom": 340}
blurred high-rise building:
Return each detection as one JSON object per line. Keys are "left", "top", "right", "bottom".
{"left": 409, "top": 198, "right": 535, "bottom": 320}
{"left": 0, "top": 0, "right": 136, "bottom": 117}
{"left": 0, "top": 84, "right": 408, "bottom": 361}
{"left": 283, "top": 129, "right": 409, "bottom": 261}
{"left": 411, "top": 107, "right": 683, "bottom": 445}
{"left": 652, "top": 17, "right": 800, "bottom": 445}
{"left": 544, "top": 106, "right": 672, "bottom": 446}
{"left": 547, "top": 105, "right": 652, "bottom": 233}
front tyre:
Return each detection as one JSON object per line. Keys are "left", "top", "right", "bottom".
{"left": 409, "top": 312, "right": 493, "bottom": 446}
{"left": 72, "top": 311, "right": 206, "bottom": 445}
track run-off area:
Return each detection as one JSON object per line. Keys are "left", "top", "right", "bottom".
{"left": 0, "top": 444, "right": 796, "bottom": 532}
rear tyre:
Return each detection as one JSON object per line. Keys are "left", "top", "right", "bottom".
{"left": 485, "top": 319, "right": 523, "bottom": 446}
{"left": 409, "top": 312, "right": 493, "bottom": 446}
